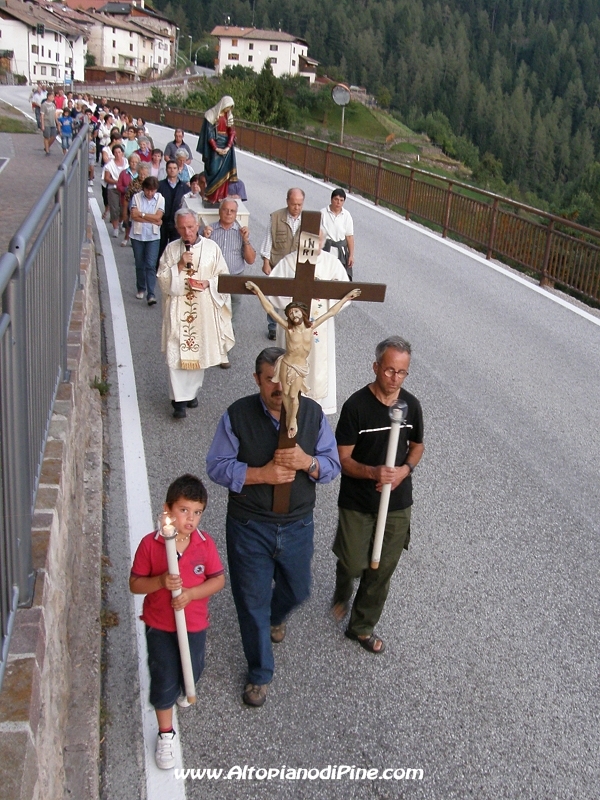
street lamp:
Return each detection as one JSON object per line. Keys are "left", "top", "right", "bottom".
{"left": 177, "top": 33, "right": 187, "bottom": 66}
{"left": 188, "top": 35, "right": 193, "bottom": 63}
{"left": 194, "top": 44, "right": 209, "bottom": 65}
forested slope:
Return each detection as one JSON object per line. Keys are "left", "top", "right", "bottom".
{"left": 154, "top": 0, "right": 600, "bottom": 223}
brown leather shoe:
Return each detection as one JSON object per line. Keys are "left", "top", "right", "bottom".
{"left": 270, "top": 623, "right": 286, "bottom": 643}
{"left": 242, "top": 683, "right": 267, "bottom": 707}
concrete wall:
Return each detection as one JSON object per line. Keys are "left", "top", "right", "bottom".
{"left": 0, "top": 223, "right": 102, "bottom": 800}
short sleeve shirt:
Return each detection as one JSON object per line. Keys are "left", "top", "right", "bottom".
{"left": 41, "top": 101, "right": 57, "bottom": 128}
{"left": 210, "top": 221, "right": 248, "bottom": 275}
{"left": 336, "top": 385, "right": 424, "bottom": 513}
{"left": 60, "top": 117, "right": 73, "bottom": 137}
{"left": 165, "top": 140, "right": 192, "bottom": 161}
{"left": 131, "top": 528, "right": 224, "bottom": 632}
{"left": 320, "top": 206, "right": 354, "bottom": 241}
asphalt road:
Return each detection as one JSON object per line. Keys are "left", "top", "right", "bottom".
{"left": 3, "top": 87, "right": 599, "bottom": 799}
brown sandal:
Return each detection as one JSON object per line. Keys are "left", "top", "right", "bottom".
{"left": 345, "top": 629, "right": 386, "bottom": 654}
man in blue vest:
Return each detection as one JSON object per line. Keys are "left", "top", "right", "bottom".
{"left": 206, "top": 347, "right": 340, "bottom": 707}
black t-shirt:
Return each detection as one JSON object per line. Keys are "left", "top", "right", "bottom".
{"left": 336, "top": 384, "right": 424, "bottom": 513}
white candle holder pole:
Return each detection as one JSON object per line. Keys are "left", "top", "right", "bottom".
{"left": 159, "top": 514, "right": 197, "bottom": 704}
{"left": 370, "top": 400, "right": 408, "bottom": 570}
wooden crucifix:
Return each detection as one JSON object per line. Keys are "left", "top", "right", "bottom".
{"left": 218, "top": 211, "right": 386, "bottom": 512}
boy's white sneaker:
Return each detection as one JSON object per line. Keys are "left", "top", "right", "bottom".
{"left": 176, "top": 695, "right": 191, "bottom": 708}
{"left": 155, "top": 730, "right": 176, "bottom": 770}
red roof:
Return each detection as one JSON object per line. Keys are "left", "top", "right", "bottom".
{"left": 211, "top": 26, "right": 307, "bottom": 46}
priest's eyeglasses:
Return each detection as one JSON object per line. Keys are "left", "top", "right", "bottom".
{"left": 381, "top": 367, "right": 409, "bottom": 378}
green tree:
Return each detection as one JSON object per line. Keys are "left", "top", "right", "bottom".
{"left": 254, "top": 61, "right": 291, "bottom": 128}
{"left": 377, "top": 86, "right": 392, "bottom": 109}
{"left": 473, "top": 152, "right": 504, "bottom": 188}
{"left": 222, "top": 65, "right": 257, "bottom": 81}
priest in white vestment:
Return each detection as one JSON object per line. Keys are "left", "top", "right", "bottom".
{"left": 266, "top": 247, "right": 349, "bottom": 415}
{"left": 157, "top": 208, "right": 234, "bottom": 418}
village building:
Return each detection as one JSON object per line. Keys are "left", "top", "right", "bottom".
{"left": 0, "top": 0, "right": 87, "bottom": 83}
{"left": 81, "top": 10, "right": 169, "bottom": 80}
{"left": 211, "top": 26, "right": 318, "bottom": 83}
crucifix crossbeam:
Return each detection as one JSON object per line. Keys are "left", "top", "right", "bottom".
{"left": 217, "top": 211, "right": 387, "bottom": 309}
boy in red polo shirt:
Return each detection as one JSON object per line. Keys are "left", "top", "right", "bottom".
{"left": 130, "top": 474, "right": 225, "bottom": 770}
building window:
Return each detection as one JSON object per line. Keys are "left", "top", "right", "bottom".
{"left": 270, "top": 57, "right": 277, "bottom": 64}
{"left": 48, "top": 50, "right": 51, "bottom": 58}
{"left": 112, "top": 56, "right": 116, "bottom": 64}
{"left": 51, "top": 67, "right": 57, "bottom": 76}
{"left": 129, "top": 43, "right": 133, "bottom": 51}
{"left": 112, "top": 27, "right": 116, "bottom": 33}
{"left": 157, "top": 56, "right": 161, "bottom": 64}
{"left": 113, "top": 40, "right": 116, "bottom": 48}
{"left": 248, "top": 55, "right": 253, "bottom": 62}
{"left": 292, "top": 59, "right": 296, "bottom": 66}
{"left": 249, "top": 43, "right": 253, "bottom": 50}
{"left": 41, "top": 46, "right": 44, "bottom": 56}
{"left": 228, "top": 53, "right": 239, "bottom": 60}
{"left": 54, "top": 32, "right": 59, "bottom": 42}
{"left": 293, "top": 46, "right": 295, "bottom": 54}
{"left": 33, "top": 65, "right": 36, "bottom": 74}
{"left": 231, "top": 38, "right": 238, "bottom": 46}
{"left": 40, "top": 65, "right": 46, "bottom": 74}
{"left": 31, "top": 44, "right": 39, "bottom": 54}
{"left": 270, "top": 44, "right": 278, "bottom": 51}
{"left": 56, "top": 53, "right": 60, "bottom": 62}
{"left": 142, "top": 55, "right": 145, "bottom": 63}
{"left": 130, "top": 31, "right": 133, "bottom": 37}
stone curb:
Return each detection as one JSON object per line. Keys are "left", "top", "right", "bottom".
{"left": 0, "top": 218, "right": 102, "bottom": 800}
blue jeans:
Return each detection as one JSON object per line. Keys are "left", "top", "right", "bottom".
{"left": 226, "top": 513, "right": 314, "bottom": 685}
{"left": 131, "top": 238, "right": 159, "bottom": 297}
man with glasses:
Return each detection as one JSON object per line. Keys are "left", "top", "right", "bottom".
{"left": 331, "top": 336, "right": 424, "bottom": 654}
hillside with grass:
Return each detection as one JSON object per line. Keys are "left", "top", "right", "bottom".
{"left": 153, "top": 69, "right": 472, "bottom": 185}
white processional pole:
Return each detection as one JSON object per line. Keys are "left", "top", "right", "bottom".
{"left": 370, "top": 400, "right": 408, "bottom": 570}
{"left": 159, "top": 514, "right": 197, "bottom": 704}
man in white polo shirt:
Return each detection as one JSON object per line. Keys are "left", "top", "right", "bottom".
{"left": 321, "top": 187, "right": 355, "bottom": 279}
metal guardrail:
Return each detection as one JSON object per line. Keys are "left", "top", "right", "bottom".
{"left": 0, "top": 123, "right": 88, "bottom": 691}
{"left": 112, "top": 98, "right": 600, "bottom": 305}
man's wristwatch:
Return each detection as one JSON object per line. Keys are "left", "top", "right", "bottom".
{"left": 406, "top": 462, "right": 414, "bottom": 474}
{"left": 141, "top": 212, "right": 146, "bottom": 218}
{"left": 308, "top": 456, "right": 318, "bottom": 474}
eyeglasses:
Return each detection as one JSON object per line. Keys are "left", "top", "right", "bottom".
{"left": 380, "top": 367, "right": 409, "bottom": 378}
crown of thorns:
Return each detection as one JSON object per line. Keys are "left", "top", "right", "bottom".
{"left": 284, "top": 301, "right": 312, "bottom": 327}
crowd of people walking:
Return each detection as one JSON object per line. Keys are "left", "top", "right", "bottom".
{"left": 31, "top": 84, "right": 425, "bottom": 772}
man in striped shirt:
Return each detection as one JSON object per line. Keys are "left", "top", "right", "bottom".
{"left": 204, "top": 199, "right": 256, "bottom": 356}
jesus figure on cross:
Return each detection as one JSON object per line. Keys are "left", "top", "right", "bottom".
{"left": 245, "top": 280, "right": 361, "bottom": 437}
